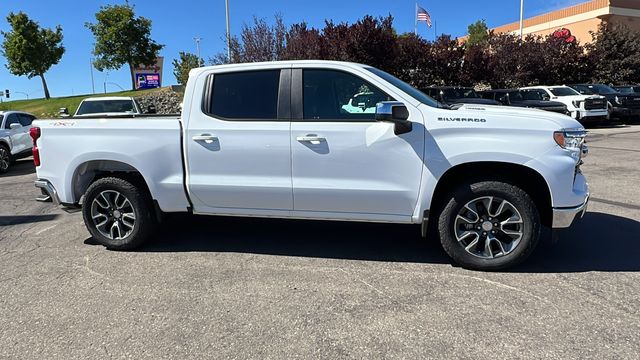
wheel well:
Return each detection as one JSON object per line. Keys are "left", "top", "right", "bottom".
{"left": 431, "top": 162, "right": 553, "bottom": 227}
{"left": 0, "top": 140, "right": 9, "bottom": 150}
{"left": 72, "top": 160, "right": 152, "bottom": 204}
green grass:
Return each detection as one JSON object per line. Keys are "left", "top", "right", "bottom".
{"left": 0, "top": 87, "right": 165, "bottom": 118}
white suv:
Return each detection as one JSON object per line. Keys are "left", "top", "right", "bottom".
{"left": 0, "top": 111, "right": 36, "bottom": 173}
{"left": 521, "top": 86, "right": 608, "bottom": 125}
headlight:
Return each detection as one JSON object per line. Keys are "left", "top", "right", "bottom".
{"left": 554, "top": 129, "right": 587, "bottom": 151}
{"left": 572, "top": 100, "right": 583, "bottom": 108}
{"left": 615, "top": 96, "right": 622, "bottom": 105}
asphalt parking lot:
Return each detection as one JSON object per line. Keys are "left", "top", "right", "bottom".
{"left": 1, "top": 126, "right": 639, "bottom": 359}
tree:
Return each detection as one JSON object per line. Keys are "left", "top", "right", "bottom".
{"left": 586, "top": 22, "right": 640, "bottom": 84}
{"left": 1, "top": 12, "right": 64, "bottom": 100}
{"left": 467, "top": 20, "right": 489, "bottom": 46}
{"left": 172, "top": 52, "right": 202, "bottom": 85}
{"left": 85, "top": 2, "right": 164, "bottom": 90}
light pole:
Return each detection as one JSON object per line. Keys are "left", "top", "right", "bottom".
{"left": 90, "top": 58, "right": 95, "bottom": 94}
{"left": 519, "top": 0, "right": 525, "bottom": 39}
{"left": 225, "top": 0, "right": 231, "bottom": 62}
{"left": 194, "top": 37, "right": 203, "bottom": 65}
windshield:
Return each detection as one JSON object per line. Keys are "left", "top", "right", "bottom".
{"left": 590, "top": 84, "right": 618, "bottom": 94}
{"left": 615, "top": 87, "right": 640, "bottom": 94}
{"left": 442, "top": 88, "right": 479, "bottom": 100}
{"left": 76, "top": 99, "right": 136, "bottom": 115}
{"left": 508, "top": 91, "right": 524, "bottom": 101}
{"left": 550, "top": 87, "right": 580, "bottom": 97}
{"left": 572, "top": 85, "right": 595, "bottom": 95}
{"left": 365, "top": 67, "right": 440, "bottom": 108}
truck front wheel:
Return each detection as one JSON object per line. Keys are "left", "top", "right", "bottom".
{"left": 82, "top": 177, "right": 156, "bottom": 250}
{"left": 437, "top": 181, "right": 540, "bottom": 271}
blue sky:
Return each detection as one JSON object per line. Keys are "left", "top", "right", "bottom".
{"left": 0, "top": 0, "right": 586, "bottom": 99}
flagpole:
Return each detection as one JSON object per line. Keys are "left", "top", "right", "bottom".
{"left": 434, "top": 20, "right": 437, "bottom": 41}
{"left": 519, "top": 0, "right": 524, "bottom": 39}
{"left": 414, "top": 2, "right": 418, "bottom": 36}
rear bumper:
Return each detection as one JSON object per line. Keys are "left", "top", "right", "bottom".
{"left": 35, "top": 179, "right": 60, "bottom": 205}
{"left": 552, "top": 195, "right": 589, "bottom": 228}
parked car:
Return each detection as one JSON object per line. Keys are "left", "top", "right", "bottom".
{"left": 612, "top": 85, "right": 640, "bottom": 95}
{"left": 569, "top": 84, "right": 640, "bottom": 121}
{"left": 0, "top": 111, "right": 36, "bottom": 173}
{"left": 421, "top": 86, "right": 501, "bottom": 106}
{"left": 520, "top": 86, "right": 608, "bottom": 125}
{"left": 61, "top": 96, "right": 156, "bottom": 117}
{"left": 31, "top": 60, "right": 589, "bottom": 271}
{"left": 479, "top": 89, "right": 569, "bottom": 115}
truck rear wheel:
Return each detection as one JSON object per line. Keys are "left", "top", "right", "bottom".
{"left": 82, "top": 177, "right": 156, "bottom": 250}
{"left": 437, "top": 181, "right": 540, "bottom": 271}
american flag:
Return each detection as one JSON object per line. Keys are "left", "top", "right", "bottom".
{"left": 417, "top": 5, "right": 432, "bottom": 28}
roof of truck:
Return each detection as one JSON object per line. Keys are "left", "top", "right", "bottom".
{"left": 190, "top": 60, "right": 371, "bottom": 76}
{"left": 81, "top": 97, "right": 135, "bottom": 102}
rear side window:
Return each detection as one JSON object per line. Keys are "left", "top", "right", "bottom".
{"left": 209, "top": 70, "right": 280, "bottom": 120}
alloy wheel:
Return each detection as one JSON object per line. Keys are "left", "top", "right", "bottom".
{"left": 90, "top": 190, "right": 136, "bottom": 240}
{"left": 454, "top": 196, "right": 524, "bottom": 259}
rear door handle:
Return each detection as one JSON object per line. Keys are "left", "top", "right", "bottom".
{"left": 296, "top": 135, "right": 325, "bottom": 145}
{"left": 193, "top": 134, "right": 218, "bottom": 143}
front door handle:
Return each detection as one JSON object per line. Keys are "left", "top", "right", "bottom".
{"left": 296, "top": 135, "right": 325, "bottom": 145}
{"left": 193, "top": 134, "right": 218, "bottom": 143}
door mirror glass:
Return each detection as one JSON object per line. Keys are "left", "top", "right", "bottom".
{"left": 9, "top": 123, "right": 22, "bottom": 130}
{"left": 59, "top": 107, "right": 69, "bottom": 116}
{"left": 375, "top": 101, "right": 412, "bottom": 135}
{"left": 146, "top": 105, "right": 157, "bottom": 114}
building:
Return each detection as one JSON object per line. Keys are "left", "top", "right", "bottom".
{"left": 467, "top": 0, "right": 640, "bottom": 43}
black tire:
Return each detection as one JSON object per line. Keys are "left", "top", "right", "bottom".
{"left": 0, "top": 144, "right": 11, "bottom": 174}
{"left": 437, "top": 181, "right": 540, "bottom": 271}
{"left": 82, "top": 177, "right": 156, "bottom": 250}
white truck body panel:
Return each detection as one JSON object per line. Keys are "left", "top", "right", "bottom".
{"left": 33, "top": 60, "right": 589, "bottom": 227}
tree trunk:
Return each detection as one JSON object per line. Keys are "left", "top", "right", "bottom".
{"left": 39, "top": 74, "right": 51, "bottom": 100}
{"left": 129, "top": 63, "right": 136, "bottom": 90}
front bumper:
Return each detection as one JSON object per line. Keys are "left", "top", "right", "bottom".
{"left": 552, "top": 195, "right": 589, "bottom": 228}
{"left": 612, "top": 106, "right": 640, "bottom": 117}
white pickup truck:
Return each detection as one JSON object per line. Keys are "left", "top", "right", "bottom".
{"left": 31, "top": 61, "right": 589, "bottom": 271}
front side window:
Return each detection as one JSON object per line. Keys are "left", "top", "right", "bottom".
{"left": 508, "top": 91, "right": 524, "bottom": 101}
{"left": 303, "top": 69, "right": 393, "bottom": 121}
{"left": 522, "top": 90, "right": 543, "bottom": 101}
{"left": 4, "top": 114, "right": 20, "bottom": 129}
{"left": 209, "top": 70, "right": 280, "bottom": 120}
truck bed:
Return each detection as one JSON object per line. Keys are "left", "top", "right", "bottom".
{"left": 33, "top": 116, "right": 190, "bottom": 212}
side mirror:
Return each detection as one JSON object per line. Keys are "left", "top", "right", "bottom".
{"left": 375, "top": 101, "right": 412, "bottom": 135}
{"left": 59, "top": 107, "right": 69, "bottom": 116}
{"left": 146, "top": 105, "right": 157, "bottom": 114}
{"left": 542, "top": 94, "right": 550, "bottom": 101}
{"left": 9, "top": 123, "right": 22, "bottom": 130}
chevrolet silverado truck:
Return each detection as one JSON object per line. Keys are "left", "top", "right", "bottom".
{"left": 60, "top": 96, "right": 156, "bottom": 117}
{"left": 31, "top": 61, "right": 589, "bottom": 271}
{"left": 520, "top": 86, "right": 608, "bottom": 125}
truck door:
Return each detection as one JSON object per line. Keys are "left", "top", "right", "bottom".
{"left": 186, "top": 68, "right": 293, "bottom": 214}
{"left": 290, "top": 68, "right": 424, "bottom": 220}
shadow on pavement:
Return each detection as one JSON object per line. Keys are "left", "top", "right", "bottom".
{"left": 1, "top": 159, "right": 36, "bottom": 177}
{"left": 517, "top": 212, "right": 640, "bottom": 273}
{"left": 0, "top": 214, "right": 59, "bottom": 226}
{"left": 130, "top": 215, "right": 451, "bottom": 264}
{"left": 85, "top": 211, "right": 640, "bottom": 272}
